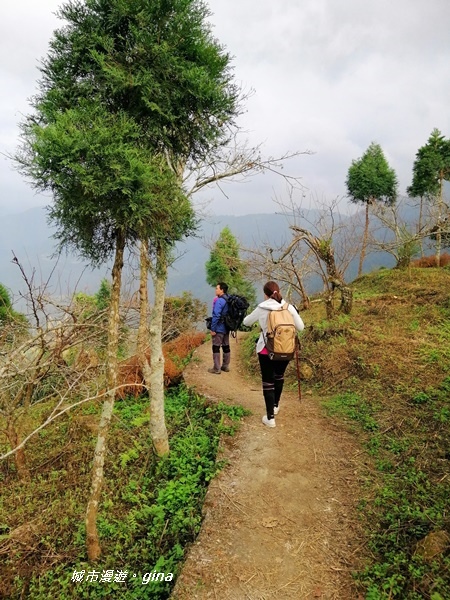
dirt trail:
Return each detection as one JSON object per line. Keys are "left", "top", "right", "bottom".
{"left": 171, "top": 337, "right": 365, "bottom": 600}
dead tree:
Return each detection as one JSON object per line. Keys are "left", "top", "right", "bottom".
{"left": 370, "top": 197, "right": 450, "bottom": 269}
{"left": 250, "top": 194, "right": 357, "bottom": 318}
{"left": 279, "top": 226, "right": 353, "bottom": 319}
{"left": 0, "top": 256, "right": 109, "bottom": 480}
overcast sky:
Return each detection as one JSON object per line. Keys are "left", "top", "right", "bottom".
{"left": 1, "top": 0, "right": 449, "bottom": 217}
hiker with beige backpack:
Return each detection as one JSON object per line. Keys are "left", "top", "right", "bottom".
{"left": 243, "top": 281, "right": 304, "bottom": 428}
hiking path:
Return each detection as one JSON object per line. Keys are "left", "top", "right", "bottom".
{"left": 171, "top": 336, "right": 365, "bottom": 600}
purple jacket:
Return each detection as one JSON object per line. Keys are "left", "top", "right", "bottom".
{"left": 211, "top": 295, "right": 229, "bottom": 333}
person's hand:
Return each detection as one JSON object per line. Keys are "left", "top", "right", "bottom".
{"left": 211, "top": 331, "right": 216, "bottom": 336}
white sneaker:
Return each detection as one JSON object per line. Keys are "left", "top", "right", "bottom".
{"left": 262, "top": 416, "right": 276, "bottom": 428}
{"left": 273, "top": 405, "right": 280, "bottom": 415}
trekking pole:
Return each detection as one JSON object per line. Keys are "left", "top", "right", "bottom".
{"left": 295, "top": 339, "right": 302, "bottom": 402}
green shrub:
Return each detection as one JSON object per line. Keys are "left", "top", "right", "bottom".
{"left": 11, "top": 386, "right": 247, "bottom": 600}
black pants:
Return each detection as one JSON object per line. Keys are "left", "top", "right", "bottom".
{"left": 258, "top": 353, "right": 289, "bottom": 420}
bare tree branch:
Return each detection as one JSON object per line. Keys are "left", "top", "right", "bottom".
{"left": 184, "top": 136, "right": 312, "bottom": 197}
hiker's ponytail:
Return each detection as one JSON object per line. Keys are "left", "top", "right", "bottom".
{"left": 263, "top": 281, "right": 283, "bottom": 304}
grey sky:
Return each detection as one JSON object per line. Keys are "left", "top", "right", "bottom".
{"left": 1, "top": 0, "right": 449, "bottom": 216}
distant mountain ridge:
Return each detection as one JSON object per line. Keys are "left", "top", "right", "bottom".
{"left": 1, "top": 206, "right": 398, "bottom": 308}
{"left": 1, "top": 208, "right": 305, "bottom": 305}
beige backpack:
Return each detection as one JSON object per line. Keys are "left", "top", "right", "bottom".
{"left": 264, "top": 304, "right": 298, "bottom": 361}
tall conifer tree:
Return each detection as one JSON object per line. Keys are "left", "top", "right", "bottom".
{"left": 16, "top": 0, "right": 241, "bottom": 560}
{"left": 346, "top": 142, "right": 398, "bottom": 276}
{"left": 206, "top": 226, "right": 256, "bottom": 303}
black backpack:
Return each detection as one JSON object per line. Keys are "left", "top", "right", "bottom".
{"left": 221, "top": 294, "right": 249, "bottom": 336}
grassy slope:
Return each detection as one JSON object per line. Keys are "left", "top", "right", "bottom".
{"left": 299, "top": 267, "right": 450, "bottom": 599}
{"left": 241, "top": 266, "right": 450, "bottom": 598}
{"left": 0, "top": 387, "right": 247, "bottom": 599}
{"left": 2, "top": 266, "right": 449, "bottom": 599}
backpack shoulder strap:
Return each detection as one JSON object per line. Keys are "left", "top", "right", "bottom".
{"left": 218, "top": 294, "right": 229, "bottom": 320}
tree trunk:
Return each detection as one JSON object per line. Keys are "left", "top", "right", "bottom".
{"left": 419, "top": 196, "right": 424, "bottom": 258}
{"left": 137, "top": 239, "right": 152, "bottom": 386}
{"left": 135, "top": 239, "right": 160, "bottom": 452}
{"left": 358, "top": 202, "right": 370, "bottom": 277}
{"left": 148, "top": 247, "right": 169, "bottom": 457}
{"left": 6, "top": 419, "right": 30, "bottom": 480}
{"left": 395, "top": 256, "right": 410, "bottom": 270}
{"left": 339, "top": 286, "right": 353, "bottom": 314}
{"left": 436, "top": 176, "right": 444, "bottom": 267}
{"left": 316, "top": 237, "right": 353, "bottom": 316}
{"left": 324, "top": 291, "right": 335, "bottom": 320}
{"left": 288, "top": 226, "right": 349, "bottom": 317}
{"left": 291, "top": 256, "right": 310, "bottom": 310}
{"left": 299, "top": 282, "right": 311, "bottom": 311}
{"left": 85, "top": 231, "right": 124, "bottom": 562}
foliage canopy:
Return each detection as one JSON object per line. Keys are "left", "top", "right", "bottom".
{"left": 16, "top": 0, "right": 242, "bottom": 265}
{"left": 346, "top": 142, "right": 398, "bottom": 207}
{"left": 205, "top": 226, "right": 256, "bottom": 303}
{"left": 407, "top": 128, "right": 450, "bottom": 199}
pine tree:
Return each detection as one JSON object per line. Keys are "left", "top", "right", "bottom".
{"left": 346, "top": 142, "right": 398, "bottom": 276}
{"left": 407, "top": 129, "right": 450, "bottom": 262}
{"left": 206, "top": 227, "right": 256, "bottom": 303}
{"left": 15, "top": 0, "right": 241, "bottom": 561}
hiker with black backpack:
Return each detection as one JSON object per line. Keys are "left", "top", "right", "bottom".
{"left": 207, "top": 282, "right": 231, "bottom": 375}
{"left": 243, "top": 281, "right": 304, "bottom": 428}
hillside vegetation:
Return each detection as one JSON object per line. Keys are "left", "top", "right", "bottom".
{"left": 2, "top": 266, "right": 449, "bottom": 599}
{"left": 290, "top": 266, "right": 450, "bottom": 598}
{"left": 0, "top": 386, "right": 247, "bottom": 599}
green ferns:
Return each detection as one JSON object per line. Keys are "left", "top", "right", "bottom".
{"left": 17, "top": 386, "right": 248, "bottom": 600}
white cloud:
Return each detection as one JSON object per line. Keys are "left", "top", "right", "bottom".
{"left": 204, "top": 0, "right": 450, "bottom": 209}
{"left": 1, "top": 0, "right": 449, "bottom": 215}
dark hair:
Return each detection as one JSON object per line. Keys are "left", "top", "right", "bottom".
{"left": 217, "top": 282, "right": 228, "bottom": 293}
{"left": 263, "top": 281, "right": 282, "bottom": 303}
